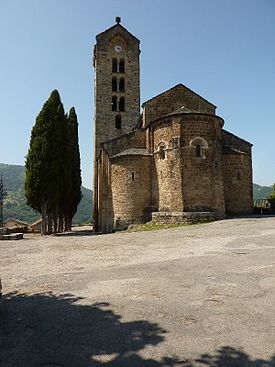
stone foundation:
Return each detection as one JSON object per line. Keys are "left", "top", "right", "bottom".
{"left": 152, "top": 211, "right": 224, "bottom": 224}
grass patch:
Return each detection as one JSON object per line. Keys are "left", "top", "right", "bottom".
{"left": 127, "top": 221, "right": 192, "bottom": 232}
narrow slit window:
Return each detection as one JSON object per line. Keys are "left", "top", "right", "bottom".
{"left": 112, "top": 58, "right": 118, "bottom": 73}
{"left": 119, "top": 78, "right": 125, "bottom": 92}
{"left": 159, "top": 147, "right": 165, "bottom": 160}
{"left": 131, "top": 172, "right": 135, "bottom": 181}
{"left": 237, "top": 171, "right": 241, "bottom": 181}
{"left": 195, "top": 144, "right": 202, "bottom": 157}
{"left": 119, "top": 97, "right": 125, "bottom": 112}
{"left": 119, "top": 59, "right": 125, "bottom": 73}
{"left": 112, "top": 76, "right": 117, "bottom": 91}
{"left": 112, "top": 96, "right": 117, "bottom": 111}
{"left": 115, "top": 115, "right": 121, "bottom": 129}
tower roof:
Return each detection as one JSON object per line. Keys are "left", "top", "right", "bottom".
{"left": 96, "top": 17, "right": 140, "bottom": 43}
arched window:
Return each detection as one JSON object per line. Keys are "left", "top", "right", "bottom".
{"left": 190, "top": 137, "right": 208, "bottom": 158}
{"left": 112, "top": 58, "right": 118, "bottom": 73}
{"left": 119, "top": 97, "right": 125, "bottom": 112}
{"left": 115, "top": 115, "right": 121, "bottom": 129}
{"left": 119, "top": 78, "right": 125, "bottom": 92}
{"left": 112, "top": 76, "right": 117, "bottom": 91}
{"left": 195, "top": 144, "right": 202, "bottom": 157}
{"left": 112, "top": 96, "right": 117, "bottom": 111}
{"left": 158, "top": 142, "right": 166, "bottom": 160}
{"left": 119, "top": 59, "right": 125, "bottom": 73}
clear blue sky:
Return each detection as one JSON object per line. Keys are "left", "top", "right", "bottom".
{"left": 0, "top": 0, "right": 274, "bottom": 188}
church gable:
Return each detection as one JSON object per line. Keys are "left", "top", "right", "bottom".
{"left": 142, "top": 84, "right": 216, "bottom": 126}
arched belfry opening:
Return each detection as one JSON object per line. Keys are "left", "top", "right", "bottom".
{"left": 112, "top": 76, "right": 117, "bottom": 91}
{"left": 112, "top": 58, "right": 118, "bottom": 73}
{"left": 119, "top": 78, "right": 125, "bottom": 92}
{"left": 112, "top": 96, "right": 117, "bottom": 111}
{"left": 119, "top": 97, "right": 125, "bottom": 112}
{"left": 119, "top": 59, "right": 125, "bottom": 73}
{"left": 115, "top": 115, "right": 121, "bottom": 129}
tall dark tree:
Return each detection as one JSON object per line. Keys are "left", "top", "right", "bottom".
{"left": 25, "top": 90, "right": 68, "bottom": 234}
{"left": 66, "top": 107, "right": 82, "bottom": 229}
{"left": 25, "top": 90, "right": 82, "bottom": 234}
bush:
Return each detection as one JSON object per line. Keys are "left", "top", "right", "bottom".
{"left": 267, "top": 183, "right": 275, "bottom": 209}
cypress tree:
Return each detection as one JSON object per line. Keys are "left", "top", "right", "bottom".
{"left": 25, "top": 90, "right": 67, "bottom": 234}
{"left": 66, "top": 107, "right": 82, "bottom": 229}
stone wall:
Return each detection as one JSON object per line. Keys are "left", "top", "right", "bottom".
{"left": 102, "top": 129, "right": 146, "bottom": 157}
{"left": 179, "top": 114, "right": 225, "bottom": 213}
{"left": 151, "top": 118, "right": 183, "bottom": 211}
{"left": 152, "top": 211, "right": 223, "bottom": 224}
{"left": 110, "top": 155, "right": 151, "bottom": 230}
{"left": 222, "top": 152, "right": 253, "bottom": 214}
{"left": 150, "top": 113, "right": 225, "bottom": 214}
{"left": 97, "top": 150, "right": 114, "bottom": 234}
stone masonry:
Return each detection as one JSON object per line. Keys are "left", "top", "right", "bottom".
{"left": 93, "top": 19, "right": 253, "bottom": 233}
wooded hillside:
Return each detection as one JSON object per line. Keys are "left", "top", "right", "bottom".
{"left": 0, "top": 163, "right": 92, "bottom": 224}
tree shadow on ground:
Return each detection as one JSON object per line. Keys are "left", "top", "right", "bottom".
{"left": 1, "top": 293, "right": 274, "bottom": 367}
{"left": 0, "top": 292, "right": 183, "bottom": 367}
{"left": 185, "top": 346, "right": 275, "bottom": 367}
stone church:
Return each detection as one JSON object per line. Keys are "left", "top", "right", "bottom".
{"left": 93, "top": 18, "right": 253, "bottom": 233}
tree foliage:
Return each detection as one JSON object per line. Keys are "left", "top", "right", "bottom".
{"left": 66, "top": 107, "right": 82, "bottom": 223}
{"left": 25, "top": 90, "right": 82, "bottom": 234}
{"left": 267, "top": 183, "right": 275, "bottom": 200}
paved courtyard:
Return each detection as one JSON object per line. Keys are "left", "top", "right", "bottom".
{"left": 0, "top": 217, "right": 275, "bottom": 366}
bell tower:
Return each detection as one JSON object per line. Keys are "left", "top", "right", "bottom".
{"left": 93, "top": 17, "right": 140, "bottom": 158}
{"left": 93, "top": 18, "right": 140, "bottom": 231}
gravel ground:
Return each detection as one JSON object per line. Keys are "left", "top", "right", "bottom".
{"left": 0, "top": 217, "right": 275, "bottom": 366}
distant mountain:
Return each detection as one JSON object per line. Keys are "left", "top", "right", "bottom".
{"left": 253, "top": 183, "right": 272, "bottom": 200}
{"left": 0, "top": 163, "right": 92, "bottom": 224}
